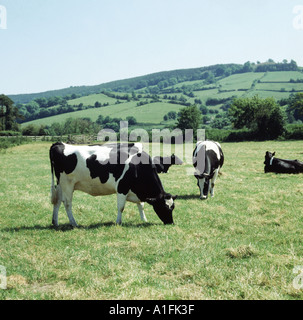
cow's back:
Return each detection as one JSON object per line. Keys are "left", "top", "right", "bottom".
{"left": 193, "top": 140, "right": 224, "bottom": 176}
{"left": 50, "top": 142, "right": 145, "bottom": 197}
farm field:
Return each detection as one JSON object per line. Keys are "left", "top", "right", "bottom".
{"left": 67, "top": 93, "right": 117, "bottom": 106}
{"left": 261, "top": 71, "right": 303, "bottom": 82}
{"left": 1, "top": 141, "right": 303, "bottom": 300}
{"left": 255, "top": 82, "right": 303, "bottom": 92}
{"left": 24, "top": 101, "right": 185, "bottom": 127}
{"left": 20, "top": 71, "right": 303, "bottom": 129}
{"left": 217, "top": 72, "right": 265, "bottom": 90}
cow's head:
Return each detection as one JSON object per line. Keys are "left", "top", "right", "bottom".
{"left": 194, "top": 173, "right": 211, "bottom": 200}
{"left": 146, "top": 193, "right": 176, "bottom": 224}
{"left": 264, "top": 151, "right": 275, "bottom": 165}
{"left": 171, "top": 154, "right": 183, "bottom": 165}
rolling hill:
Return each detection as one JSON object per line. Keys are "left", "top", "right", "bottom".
{"left": 10, "top": 61, "right": 303, "bottom": 129}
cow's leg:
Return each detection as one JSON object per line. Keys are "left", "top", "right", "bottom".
{"left": 52, "top": 202, "right": 61, "bottom": 226}
{"left": 62, "top": 184, "right": 78, "bottom": 227}
{"left": 210, "top": 169, "right": 219, "bottom": 198}
{"left": 198, "top": 178, "right": 210, "bottom": 200}
{"left": 64, "top": 200, "right": 78, "bottom": 227}
{"left": 197, "top": 178, "right": 206, "bottom": 199}
{"left": 116, "top": 193, "right": 127, "bottom": 225}
{"left": 203, "top": 179, "right": 211, "bottom": 199}
{"left": 137, "top": 202, "right": 147, "bottom": 222}
{"left": 52, "top": 184, "right": 62, "bottom": 227}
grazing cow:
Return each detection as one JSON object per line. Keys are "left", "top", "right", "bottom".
{"left": 49, "top": 142, "right": 176, "bottom": 226}
{"left": 264, "top": 151, "right": 303, "bottom": 174}
{"left": 192, "top": 140, "right": 224, "bottom": 199}
{"left": 152, "top": 154, "right": 183, "bottom": 173}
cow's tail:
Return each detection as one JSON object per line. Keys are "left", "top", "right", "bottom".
{"left": 50, "top": 148, "right": 60, "bottom": 205}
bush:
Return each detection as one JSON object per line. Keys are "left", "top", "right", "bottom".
{"left": 0, "top": 136, "right": 30, "bottom": 150}
{"left": 0, "top": 131, "right": 22, "bottom": 136}
{"left": 284, "top": 124, "right": 303, "bottom": 140}
{"left": 205, "top": 128, "right": 268, "bottom": 142}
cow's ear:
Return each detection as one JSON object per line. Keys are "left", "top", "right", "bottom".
{"left": 146, "top": 198, "right": 157, "bottom": 205}
{"left": 172, "top": 195, "right": 177, "bottom": 200}
{"left": 273, "top": 152, "right": 276, "bottom": 156}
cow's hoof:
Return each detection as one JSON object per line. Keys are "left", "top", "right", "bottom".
{"left": 200, "top": 195, "right": 208, "bottom": 200}
{"left": 70, "top": 222, "right": 79, "bottom": 228}
{"left": 52, "top": 220, "right": 59, "bottom": 228}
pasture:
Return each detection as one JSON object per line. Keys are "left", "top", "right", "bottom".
{"left": 0, "top": 140, "right": 303, "bottom": 300}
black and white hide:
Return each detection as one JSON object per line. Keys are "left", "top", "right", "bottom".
{"left": 192, "top": 140, "right": 224, "bottom": 199}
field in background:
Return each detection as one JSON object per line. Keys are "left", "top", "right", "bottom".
{"left": 22, "top": 71, "right": 303, "bottom": 128}
{"left": 0, "top": 140, "right": 303, "bottom": 299}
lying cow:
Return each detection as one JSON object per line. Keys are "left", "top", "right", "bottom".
{"left": 264, "top": 151, "right": 303, "bottom": 174}
{"left": 193, "top": 140, "right": 224, "bottom": 199}
{"left": 49, "top": 142, "right": 176, "bottom": 226}
{"left": 152, "top": 154, "right": 183, "bottom": 173}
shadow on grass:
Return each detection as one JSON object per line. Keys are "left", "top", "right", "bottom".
{"left": 176, "top": 194, "right": 201, "bottom": 200}
{"left": 0, "top": 221, "right": 158, "bottom": 233}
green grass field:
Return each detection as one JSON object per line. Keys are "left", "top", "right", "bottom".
{"left": 67, "top": 93, "right": 117, "bottom": 106}
{"left": 255, "top": 82, "right": 303, "bottom": 92}
{"left": 261, "top": 71, "right": 303, "bottom": 82}
{"left": 217, "top": 72, "right": 265, "bottom": 90}
{"left": 1, "top": 140, "right": 303, "bottom": 300}
{"left": 23, "top": 102, "right": 186, "bottom": 127}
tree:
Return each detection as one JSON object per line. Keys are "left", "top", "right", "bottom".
{"left": 0, "top": 94, "right": 23, "bottom": 131}
{"left": 167, "top": 111, "right": 177, "bottom": 120}
{"left": 176, "top": 105, "right": 202, "bottom": 137}
{"left": 287, "top": 93, "right": 303, "bottom": 121}
{"left": 34, "top": 97, "right": 48, "bottom": 108}
{"left": 22, "top": 124, "right": 38, "bottom": 136}
{"left": 25, "top": 101, "right": 40, "bottom": 114}
{"left": 229, "top": 96, "right": 285, "bottom": 139}
{"left": 126, "top": 116, "right": 137, "bottom": 125}
{"left": 242, "top": 61, "right": 253, "bottom": 73}
{"left": 199, "top": 105, "right": 207, "bottom": 115}
{"left": 94, "top": 101, "right": 102, "bottom": 108}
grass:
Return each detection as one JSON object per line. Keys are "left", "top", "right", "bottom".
{"left": 255, "top": 82, "right": 303, "bottom": 92}
{"left": 67, "top": 93, "right": 117, "bottom": 106}
{"left": 217, "top": 73, "right": 265, "bottom": 90}
{"left": 262, "top": 71, "right": 303, "bottom": 82}
{"left": 1, "top": 141, "right": 303, "bottom": 300}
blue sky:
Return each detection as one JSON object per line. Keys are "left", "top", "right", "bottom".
{"left": 0, "top": 0, "right": 302, "bottom": 94}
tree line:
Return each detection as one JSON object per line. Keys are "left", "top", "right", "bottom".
{"left": 1, "top": 91, "right": 303, "bottom": 142}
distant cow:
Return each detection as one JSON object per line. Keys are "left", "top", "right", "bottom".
{"left": 152, "top": 154, "right": 183, "bottom": 173}
{"left": 264, "top": 151, "right": 303, "bottom": 174}
{"left": 49, "top": 142, "right": 176, "bottom": 226}
{"left": 193, "top": 140, "right": 224, "bottom": 199}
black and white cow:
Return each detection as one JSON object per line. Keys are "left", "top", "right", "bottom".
{"left": 49, "top": 142, "right": 176, "bottom": 226}
{"left": 152, "top": 154, "right": 183, "bottom": 174}
{"left": 192, "top": 140, "right": 224, "bottom": 199}
{"left": 264, "top": 151, "right": 303, "bottom": 174}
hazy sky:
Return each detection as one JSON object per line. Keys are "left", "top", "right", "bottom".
{"left": 0, "top": 0, "right": 303, "bottom": 94}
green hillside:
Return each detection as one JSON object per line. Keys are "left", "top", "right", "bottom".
{"left": 24, "top": 101, "right": 185, "bottom": 127}
{"left": 12, "top": 60, "right": 302, "bottom": 131}
{"left": 21, "top": 70, "right": 303, "bottom": 129}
